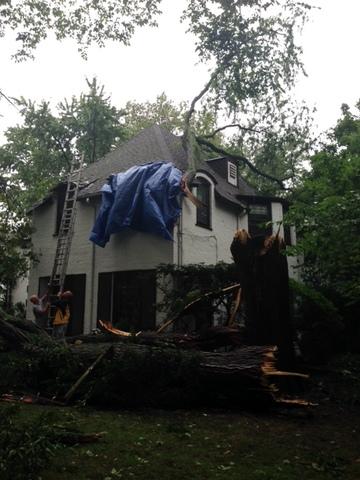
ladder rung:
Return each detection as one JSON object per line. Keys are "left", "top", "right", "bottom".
{"left": 49, "top": 153, "right": 84, "bottom": 291}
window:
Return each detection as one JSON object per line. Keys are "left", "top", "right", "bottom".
{"left": 196, "top": 178, "right": 211, "bottom": 229}
{"left": 227, "top": 161, "right": 238, "bottom": 186}
{"left": 284, "top": 225, "right": 292, "bottom": 245}
{"left": 248, "top": 203, "right": 272, "bottom": 237}
{"left": 97, "top": 270, "right": 156, "bottom": 331}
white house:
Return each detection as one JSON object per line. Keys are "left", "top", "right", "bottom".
{"left": 26, "top": 125, "right": 299, "bottom": 334}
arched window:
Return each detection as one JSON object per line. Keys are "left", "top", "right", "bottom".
{"left": 196, "top": 178, "right": 211, "bottom": 229}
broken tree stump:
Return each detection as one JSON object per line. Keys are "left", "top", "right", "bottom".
{"left": 231, "top": 231, "right": 295, "bottom": 369}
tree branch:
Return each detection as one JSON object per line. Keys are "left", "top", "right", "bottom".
{"left": 195, "top": 136, "right": 289, "bottom": 190}
{"left": 202, "top": 123, "right": 265, "bottom": 139}
{"left": 0, "top": 89, "right": 19, "bottom": 110}
{"left": 182, "top": 70, "right": 219, "bottom": 168}
{"left": 51, "top": 134, "right": 72, "bottom": 170}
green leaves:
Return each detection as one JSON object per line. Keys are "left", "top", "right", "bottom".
{"left": 288, "top": 102, "right": 360, "bottom": 307}
{"left": 0, "top": 78, "right": 128, "bottom": 297}
{"left": 0, "top": 0, "right": 162, "bottom": 61}
{"left": 183, "top": 0, "right": 312, "bottom": 112}
{"left": 123, "top": 93, "right": 219, "bottom": 138}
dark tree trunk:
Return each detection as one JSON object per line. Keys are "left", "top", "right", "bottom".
{"left": 231, "top": 231, "right": 295, "bottom": 369}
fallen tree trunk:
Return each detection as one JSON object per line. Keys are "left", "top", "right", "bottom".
{"left": 65, "top": 326, "right": 246, "bottom": 351}
{"left": 0, "top": 316, "right": 307, "bottom": 409}
{"left": 66, "top": 341, "right": 305, "bottom": 408}
{"left": 0, "top": 317, "right": 33, "bottom": 346}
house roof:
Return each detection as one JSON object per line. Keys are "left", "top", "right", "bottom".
{"left": 77, "top": 125, "right": 258, "bottom": 210}
{"left": 196, "top": 164, "right": 246, "bottom": 209}
{"left": 78, "top": 125, "right": 188, "bottom": 199}
{"left": 30, "top": 124, "right": 275, "bottom": 212}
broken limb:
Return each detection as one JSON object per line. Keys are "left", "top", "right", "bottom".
{"left": 99, "top": 319, "right": 141, "bottom": 337}
{"left": 228, "top": 287, "right": 242, "bottom": 327}
{"left": 156, "top": 283, "right": 241, "bottom": 334}
{"left": 201, "top": 123, "right": 265, "bottom": 139}
{"left": 182, "top": 70, "right": 219, "bottom": 176}
{"left": 1, "top": 393, "right": 66, "bottom": 406}
{"left": 63, "top": 344, "right": 113, "bottom": 403}
{"left": 0, "top": 317, "right": 33, "bottom": 345}
{"left": 195, "top": 136, "right": 288, "bottom": 190}
{"left": 180, "top": 176, "right": 203, "bottom": 208}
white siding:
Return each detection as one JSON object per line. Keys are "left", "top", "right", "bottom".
{"left": 180, "top": 173, "right": 240, "bottom": 265}
{"left": 27, "top": 196, "right": 173, "bottom": 332}
{"left": 27, "top": 177, "right": 301, "bottom": 331}
{"left": 271, "top": 202, "right": 284, "bottom": 237}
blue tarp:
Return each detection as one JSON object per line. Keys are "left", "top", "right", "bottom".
{"left": 89, "top": 162, "right": 183, "bottom": 247}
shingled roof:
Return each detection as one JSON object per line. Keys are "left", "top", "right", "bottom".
{"left": 78, "top": 125, "right": 188, "bottom": 198}
{"left": 78, "top": 124, "right": 259, "bottom": 210}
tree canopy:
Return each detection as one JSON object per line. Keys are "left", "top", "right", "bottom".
{"left": 179, "top": 0, "right": 313, "bottom": 189}
{"left": 0, "top": 78, "right": 128, "bottom": 296}
{"left": 288, "top": 103, "right": 360, "bottom": 308}
{"left": 0, "top": 0, "right": 162, "bottom": 60}
{"left": 2, "top": 78, "right": 127, "bottom": 206}
{"left": 1, "top": 0, "right": 314, "bottom": 192}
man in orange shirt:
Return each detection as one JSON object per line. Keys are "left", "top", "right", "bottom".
{"left": 52, "top": 291, "right": 73, "bottom": 339}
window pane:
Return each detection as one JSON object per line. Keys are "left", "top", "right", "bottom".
{"left": 249, "top": 204, "right": 268, "bottom": 216}
{"left": 99, "top": 270, "right": 156, "bottom": 332}
{"left": 248, "top": 203, "right": 272, "bottom": 237}
{"left": 196, "top": 180, "right": 211, "bottom": 228}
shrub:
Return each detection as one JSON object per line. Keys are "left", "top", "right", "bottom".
{"left": 290, "top": 279, "right": 344, "bottom": 364}
{"left": 0, "top": 405, "right": 58, "bottom": 480}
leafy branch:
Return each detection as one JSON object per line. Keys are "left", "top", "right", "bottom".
{"left": 201, "top": 123, "right": 265, "bottom": 139}
{"left": 195, "top": 135, "right": 289, "bottom": 190}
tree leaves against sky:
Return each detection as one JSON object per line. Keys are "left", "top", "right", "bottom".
{"left": 0, "top": 0, "right": 162, "bottom": 61}
{"left": 288, "top": 103, "right": 360, "bottom": 307}
{"left": 1, "top": 0, "right": 315, "bottom": 193}
{"left": 0, "top": 0, "right": 316, "bottom": 290}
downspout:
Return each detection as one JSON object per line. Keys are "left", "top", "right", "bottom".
{"left": 237, "top": 205, "right": 248, "bottom": 231}
{"left": 177, "top": 197, "right": 183, "bottom": 266}
{"left": 89, "top": 200, "right": 97, "bottom": 331}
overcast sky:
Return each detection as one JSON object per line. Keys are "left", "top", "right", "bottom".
{"left": 1, "top": 0, "right": 360, "bottom": 142}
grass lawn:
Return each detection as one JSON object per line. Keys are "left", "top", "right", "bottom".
{"left": 1, "top": 354, "right": 360, "bottom": 480}
{"left": 2, "top": 402, "right": 360, "bottom": 479}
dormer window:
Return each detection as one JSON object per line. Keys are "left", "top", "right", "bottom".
{"left": 227, "top": 161, "right": 238, "bottom": 186}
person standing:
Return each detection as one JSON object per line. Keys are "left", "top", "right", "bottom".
{"left": 29, "top": 293, "right": 50, "bottom": 329}
{"left": 52, "top": 290, "right": 73, "bottom": 339}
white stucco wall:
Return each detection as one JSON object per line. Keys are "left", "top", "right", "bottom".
{"left": 271, "top": 202, "right": 284, "bottom": 237}
{"left": 176, "top": 178, "right": 301, "bottom": 282}
{"left": 27, "top": 196, "right": 173, "bottom": 332}
{"left": 28, "top": 176, "right": 301, "bottom": 332}
{"left": 179, "top": 173, "right": 242, "bottom": 265}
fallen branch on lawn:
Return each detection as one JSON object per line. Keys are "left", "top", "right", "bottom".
{"left": 63, "top": 344, "right": 113, "bottom": 403}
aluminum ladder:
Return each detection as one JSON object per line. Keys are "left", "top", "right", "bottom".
{"left": 48, "top": 153, "right": 84, "bottom": 323}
